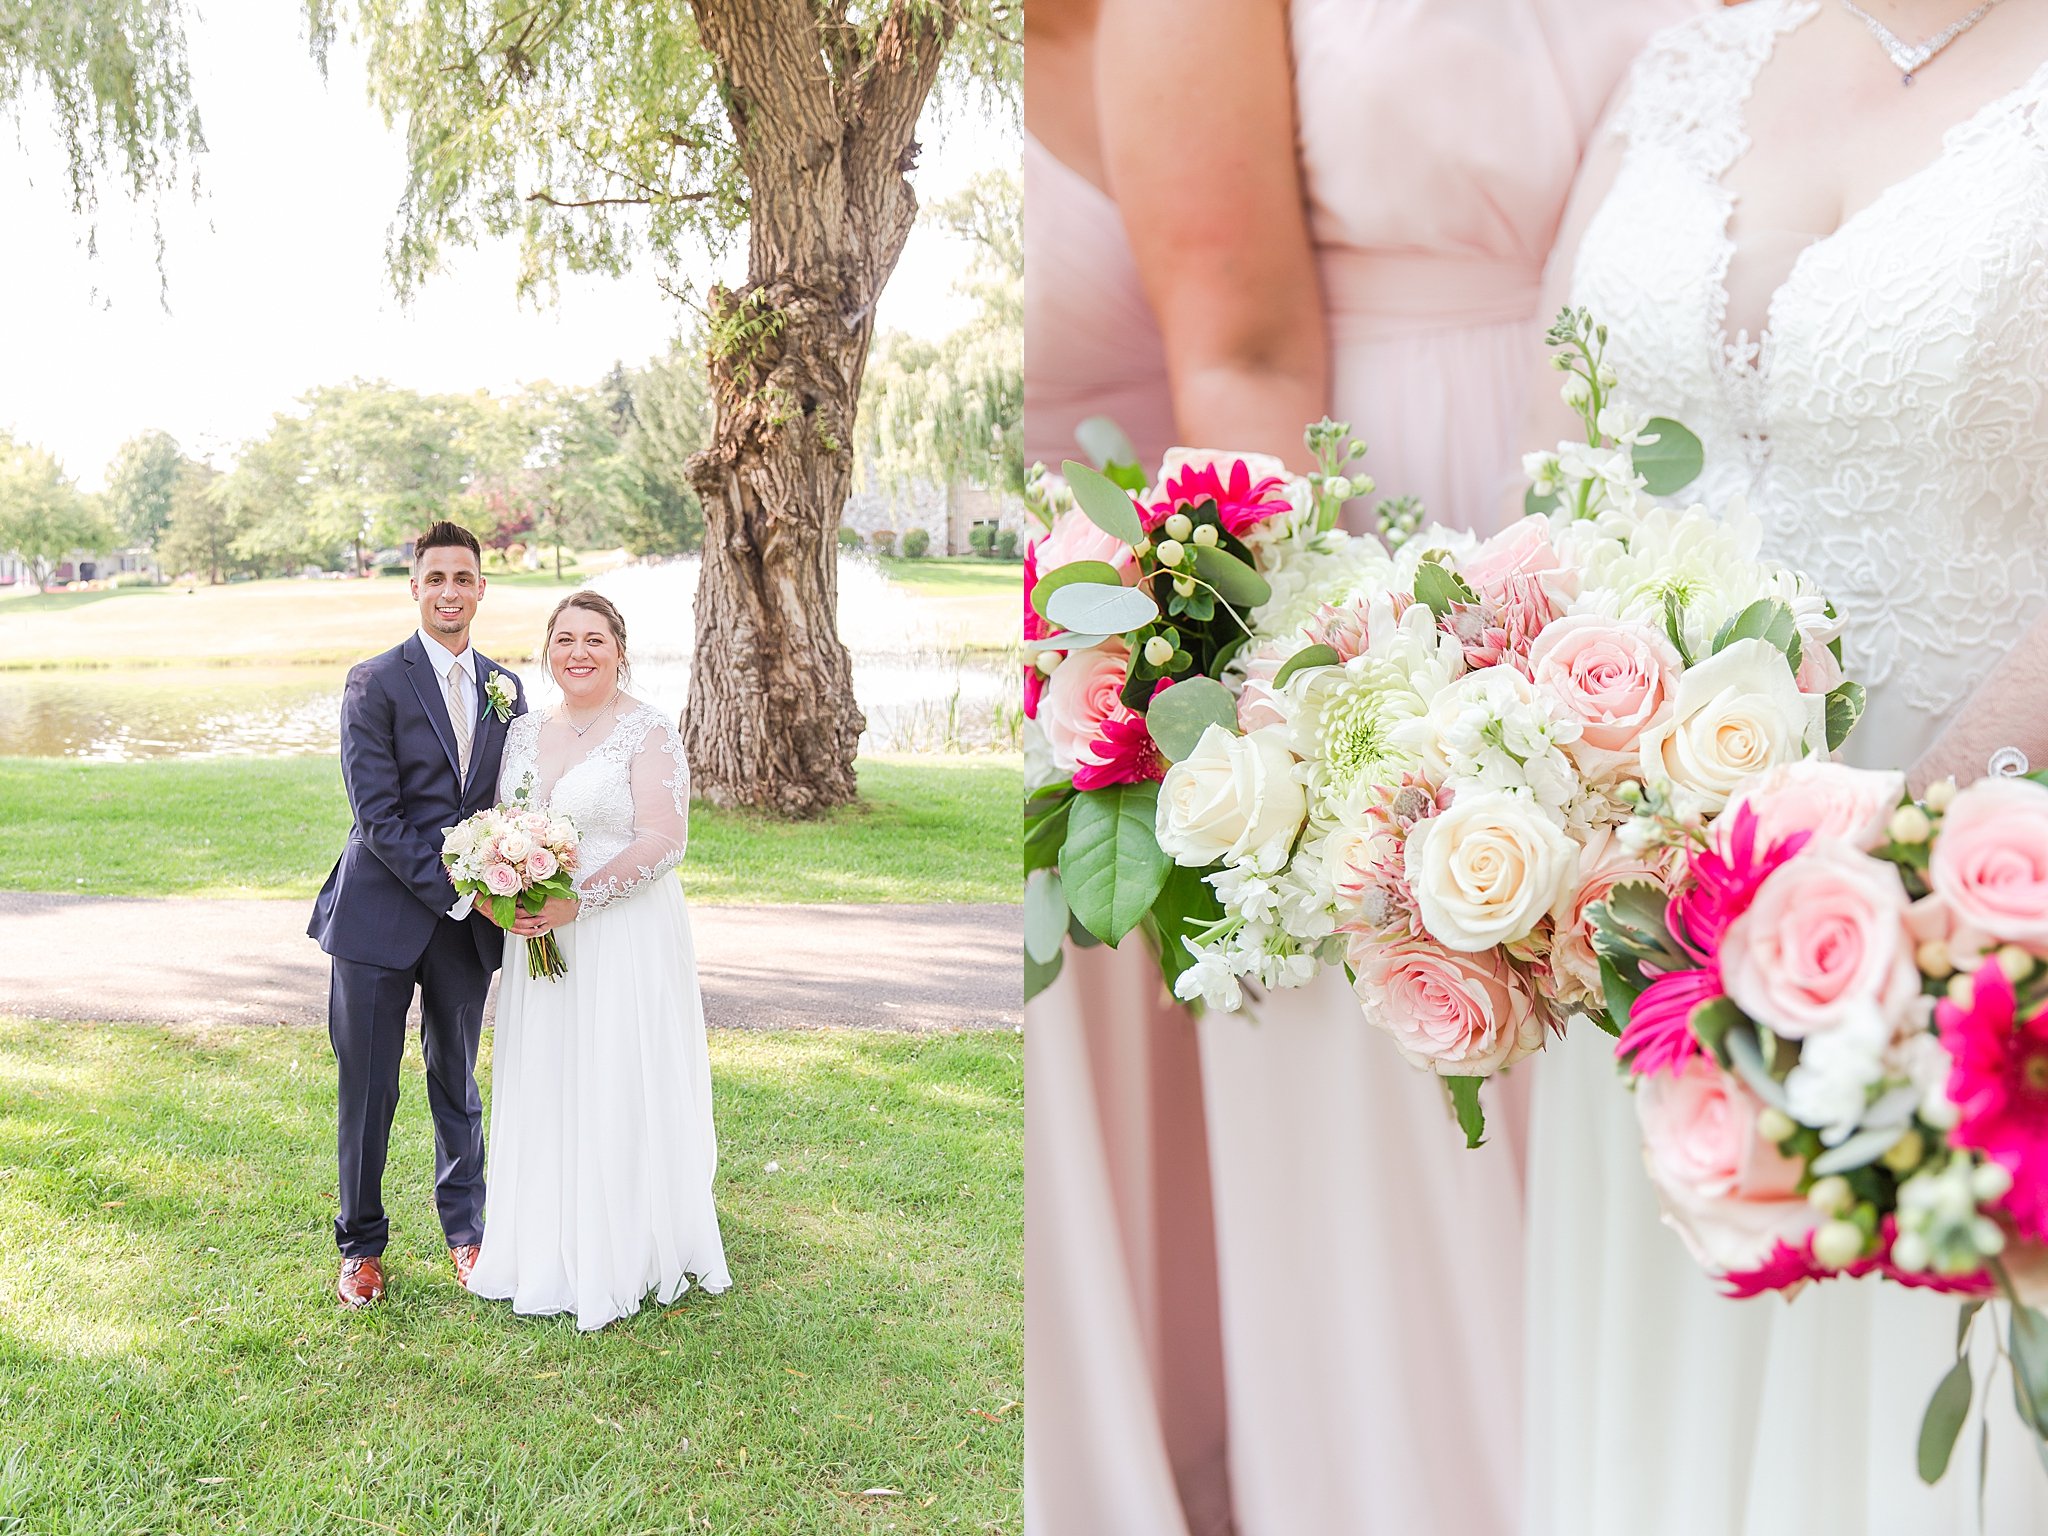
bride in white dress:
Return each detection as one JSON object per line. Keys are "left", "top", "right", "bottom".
{"left": 468, "top": 591, "right": 731, "bottom": 1330}
{"left": 1525, "top": 2, "right": 2048, "bottom": 1532}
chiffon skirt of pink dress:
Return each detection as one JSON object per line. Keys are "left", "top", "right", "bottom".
{"left": 1194, "top": 277, "right": 1543, "bottom": 1536}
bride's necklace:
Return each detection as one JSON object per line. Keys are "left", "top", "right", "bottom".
{"left": 562, "top": 688, "right": 621, "bottom": 738}
{"left": 1837, "top": 0, "right": 2007, "bottom": 85}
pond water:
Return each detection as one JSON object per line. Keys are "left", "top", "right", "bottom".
{"left": 0, "top": 557, "right": 1020, "bottom": 761}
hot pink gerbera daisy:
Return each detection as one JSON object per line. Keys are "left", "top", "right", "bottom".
{"left": 1938, "top": 962, "right": 2048, "bottom": 1244}
{"left": 1071, "top": 704, "right": 1165, "bottom": 791}
{"left": 1617, "top": 806, "right": 1812, "bottom": 1076}
{"left": 1145, "top": 459, "right": 1293, "bottom": 536}
{"left": 1022, "top": 538, "right": 1049, "bottom": 719}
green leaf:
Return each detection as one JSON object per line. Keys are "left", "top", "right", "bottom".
{"left": 1661, "top": 588, "right": 1693, "bottom": 666}
{"left": 1594, "top": 954, "right": 1638, "bottom": 1039}
{"left": 1030, "top": 559, "right": 1125, "bottom": 618}
{"left": 1271, "top": 643, "right": 1340, "bottom": 691}
{"left": 1691, "top": 996, "right": 1748, "bottom": 1069}
{"left": 1061, "top": 783, "right": 1173, "bottom": 946}
{"left": 491, "top": 893, "right": 516, "bottom": 930}
{"left": 1918, "top": 1353, "right": 1974, "bottom": 1485}
{"left": 1025, "top": 943, "right": 1065, "bottom": 1002}
{"left": 1024, "top": 789, "right": 1074, "bottom": 876}
{"left": 1024, "top": 870, "right": 1069, "bottom": 966}
{"left": 1413, "top": 558, "right": 1476, "bottom": 618}
{"left": 1188, "top": 544, "right": 1271, "bottom": 608}
{"left": 1827, "top": 680, "right": 1867, "bottom": 753}
{"left": 1150, "top": 861, "right": 1225, "bottom": 997}
{"left": 1958, "top": 1299, "right": 1985, "bottom": 1353}
{"left": 2010, "top": 1304, "right": 2048, "bottom": 1438}
{"left": 1446, "top": 1075, "right": 1487, "bottom": 1149}
{"left": 1062, "top": 459, "right": 1146, "bottom": 546}
{"left": 1145, "top": 678, "right": 1237, "bottom": 762}
{"left": 1044, "top": 580, "right": 1159, "bottom": 636}
{"left": 1711, "top": 599, "right": 1802, "bottom": 670}
{"left": 1523, "top": 484, "right": 1556, "bottom": 519}
{"left": 1076, "top": 416, "right": 1140, "bottom": 475}
{"left": 1634, "top": 417, "right": 1705, "bottom": 496}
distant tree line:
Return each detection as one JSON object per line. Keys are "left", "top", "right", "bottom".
{"left": 0, "top": 347, "right": 714, "bottom": 585}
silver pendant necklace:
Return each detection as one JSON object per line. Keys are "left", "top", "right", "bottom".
{"left": 1837, "top": 0, "right": 2007, "bottom": 85}
{"left": 564, "top": 688, "right": 621, "bottom": 737}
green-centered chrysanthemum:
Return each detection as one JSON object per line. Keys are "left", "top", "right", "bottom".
{"left": 1292, "top": 659, "right": 1426, "bottom": 809}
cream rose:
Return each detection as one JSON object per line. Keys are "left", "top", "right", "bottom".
{"left": 1038, "top": 641, "right": 1130, "bottom": 777}
{"left": 1155, "top": 724, "right": 1307, "bottom": 869}
{"left": 1637, "top": 637, "right": 1824, "bottom": 814}
{"left": 1927, "top": 777, "right": 2048, "bottom": 947}
{"left": 1720, "top": 840, "right": 1918, "bottom": 1040}
{"left": 1637, "top": 1056, "right": 1814, "bottom": 1276}
{"left": 1351, "top": 938, "right": 1546, "bottom": 1075}
{"left": 1403, "top": 789, "right": 1579, "bottom": 952}
{"left": 1527, "top": 614, "right": 1682, "bottom": 780}
{"left": 1723, "top": 760, "right": 1905, "bottom": 853}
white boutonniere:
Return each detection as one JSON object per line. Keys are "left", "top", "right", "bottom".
{"left": 484, "top": 670, "right": 517, "bottom": 723}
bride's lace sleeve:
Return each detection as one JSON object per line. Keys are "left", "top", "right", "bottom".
{"left": 573, "top": 716, "right": 691, "bottom": 915}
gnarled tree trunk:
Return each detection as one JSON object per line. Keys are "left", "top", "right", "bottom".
{"left": 684, "top": 0, "right": 951, "bottom": 816}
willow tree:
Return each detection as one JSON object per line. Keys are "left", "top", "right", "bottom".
{"left": 306, "top": 0, "right": 1019, "bottom": 816}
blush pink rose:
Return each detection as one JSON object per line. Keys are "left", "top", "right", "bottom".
{"left": 1234, "top": 640, "right": 1294, "bottom": 732}
{"left": 1461, "top": 515, "right": 1580, "bottom": 610}
{"left": 1350, "top": 938, "right": 1545, "bottom": 1075}
{"left": 1032, "top": 506, "right": 1136, "bottom": 579}
{"left": 482, "top": 861, "right": 522, "bottom": 897}
{"left": 1548, "top": 825, "right": 1669, "bottom": 1009}
{"left": 1928, "top": 778, "right": 2048, "bottom": 947}
{"left": 1637, "top": 1056, "right": 1814, "bottom": 1275}
{"left": 1720, "top": 841, "right": 1917, "bottom": 1040}
{"left": 1526, "top": 615, "right": 1681, "bottom": 779}
{"left": 526, "top": 846, "right": 559, "bottom": 881}
{"left": 1723, "top": 760, "right": 1906, "bottom": 854}
{"left": 1039, "top": 641, "right": 1131, "bottom": 777}
{"left": 1795, "top": 640, "right": 1845, "bottom": 696}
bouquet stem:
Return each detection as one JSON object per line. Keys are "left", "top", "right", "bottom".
{"left": 527, "top": 931, "right": 566, "bottom": 981}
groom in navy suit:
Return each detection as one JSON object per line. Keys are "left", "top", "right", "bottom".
{"left": 309, "top": 520, "right": 526, "bottom": 1308}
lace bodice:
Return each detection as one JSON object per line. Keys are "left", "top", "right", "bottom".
{"left": 1571, "top": 0, "right": 2048, "bottom": 766}
{"left": 498, "top": 701, "right": 690, "bottom": 915}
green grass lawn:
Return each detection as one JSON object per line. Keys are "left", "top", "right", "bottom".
{"left": 0, "top": 1019, "right": 1021, "bottom": 1534}
{"left": 874, "top": 559, "right": 1020, "bottom": 599}
{"left": 0, "top": 756, "right": 1019, "bottom": 904}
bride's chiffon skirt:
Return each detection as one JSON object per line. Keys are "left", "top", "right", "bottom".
{"left": 470, "top": 879, "right": 731, "bottom": 1331}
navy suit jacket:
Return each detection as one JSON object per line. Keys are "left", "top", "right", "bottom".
{"left": 309, "top": 635, "right": 528, "bottom": 971}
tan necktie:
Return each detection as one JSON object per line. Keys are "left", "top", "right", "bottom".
{"left": 445, "top": 662, "right": 472, "bottom": 783}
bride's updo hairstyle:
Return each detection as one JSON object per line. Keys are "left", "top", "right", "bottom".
{"left": 544, "top": 591, "right": 632, "bottom": 689}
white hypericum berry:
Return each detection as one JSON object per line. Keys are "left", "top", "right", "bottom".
{"left": 1812, "top": 1220, "right": 1865, "bottom": 1270}
{"left": 1806, "top": 1175, "right": 1852, "bottom": 1216}
{"left": 1154, "top": 538, "right": 1186, "bottom": 567}
{"left": 1890, "top": 1232, "right": 1930, "bottom": 1272}
{"left": 1880, "top": 1129, "right": 1926, "bottom": 1175}
{"left": 1972, "top": 1160, "right": 2015, "bottom": 1202}
{"left": 1916, "top": 939, "right": 1955, "bottom": 979}
{"left": 1888, "top": 805, "right": 1932, "bottom": 845}
{"left": 1143, "top": 635, "right": 1174, "bottom": 668}
{"left": 1163, "top": 512, "right": 1193, "bottom": 543}
{"left": 1757, "top": 1107, "right": 1797, "bottom": 1144}
{"left": 1035, "top": 651, "right": 1063, "bottom": 676}
{"left": 1997, "top": 944, "right": 2036, "bottom": 982}
{"left": 1173, "top": 576, "right": 1197, "bottom": 598}
{"left": 1192, "top": 523, "right": 1219, "bottom": 547}
{"left": 1925, "top": 777, "right": 1957, "bottom": 812}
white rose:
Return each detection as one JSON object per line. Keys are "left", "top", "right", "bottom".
{"left": 1155, "top": 725, "right": 1307, "bottom": 870}
{"left": 1636, "top": 638, "right": 1824, "bottom": 815}
{"left": 1403, "top": 788, "right": 1580, "bottom": 952}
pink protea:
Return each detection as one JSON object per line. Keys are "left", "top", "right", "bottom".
{"left": 1616, "top": 805, "right": 1811, "bottom": 1076}
{"left": 1146, "top": 459, "right": 1293, "bottom": 536}
{"left": 1444, "top": 574, "right": 1557, "bottom": 674}
{"left": 1938, "top": 963, "right": 2048, "bottom": 1244}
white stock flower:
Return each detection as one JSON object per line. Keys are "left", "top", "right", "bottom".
{"left": 1249, "top": 534, "right": 1399, "bottom": 639}
{"left": 1637, "top": 638, "right": 1825, "bottom": 816}
{"left": 1155, "top": 725, "right": 1307, "bottom": 871}
{"left": 1403, "top": 788, "right": 1580, "bottom": 952}
{"left": 1396, "top": 666, "right": 1582, "bottom": 816}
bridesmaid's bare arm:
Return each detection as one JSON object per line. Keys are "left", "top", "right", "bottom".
{"left": 1908, "top": 614, "right": 2048, "bottom": 793}
{"left": 1095, "top": 0, "right": 1325, "bottom": 463}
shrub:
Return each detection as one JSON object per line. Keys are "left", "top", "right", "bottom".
{"left": 968, "top": 523, "right": 996, "bottom": 557}
{"left": 996, "top": 529, "right": 1020, "bottom": 560}
{"left": 870, "top": 529, "right": 897, "bottom": 557}
{"left": 902, "top": 527, "right": 931, "bottom": 558}
{"left": 836, "top": 526, "right": 863, "bottom": 550}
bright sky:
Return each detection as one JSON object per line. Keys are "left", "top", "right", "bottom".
{"left": 0, "top": 2, "right": 1014, "bottom": 490}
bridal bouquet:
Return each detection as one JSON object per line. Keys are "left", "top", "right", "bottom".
{"left": 443, "top": 804, "right": 581, "bottom": 980}
{"left": 1157, "top": 312, "right": 1861, "bottom": 1143}
{"left": 1587, "top": 762, "right": 2048, "bottom": 1480}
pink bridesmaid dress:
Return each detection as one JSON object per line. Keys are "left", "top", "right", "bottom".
{"left": 1190, "top": 4, "right": 1695, "bottom": 1534}
{"left": 1022, "top": 131, "right": 1233, "bottom": 1536}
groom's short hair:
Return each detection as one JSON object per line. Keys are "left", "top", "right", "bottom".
{"left": 414, "top": 521, "right": 482, "bottom": 569}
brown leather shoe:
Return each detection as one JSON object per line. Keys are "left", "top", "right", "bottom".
{"left": 449, "top": 1243, "right": 481, "bottom": 1289}
{"left": 337, "top": 1255, "right": 385, "bottom": 1308}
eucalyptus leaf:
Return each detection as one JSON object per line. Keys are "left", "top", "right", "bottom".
{"left": 1044, "top": 580, "right": 1159, "bottom": 637}
{"left": 1027, "top": 632, "right": 1112, "bottom": 656}
{"left": 1959, "top": 1299, "right": 1985, "bottom": 1353}
{"left": 1061, "top": 783, "right": 1173, "bottom": 946}
{"left": 1714, "top": 1010, "right": 1779, "bottom": 1091}
{"left": 1523, "top": 484, "right": 1557, "bottom": 519}
{"left": 1189, "top": 544, "right": 1272, "bottom": 608}
{"left": 1827, "top": 680, "right": 1867, "bottom": 753}
{"left": 2009, "top": 1304, "right": 2048, "bottom": 1437}
{"left": 1414, "top": 558, "right": 1476, "bottom": 618}
{"left": 1634, "top": 417, "right": 1705, "bottom": 496}
{"left": 1025, "top": 944, "right": 1065, "bottom": 1001}
{"left": 1918, "top": 1353, "right": 1974, "bottom": 1485}
{"left": 1030, "top": 559, "right": 1125, "bottom": 618}
{"left": 1062, "top": 459, "right": 1146, "bottom": 546}
{"left": 1446, "top": 1075, "right": 1487, "bottom": 1149}
{"left": 1145, "top": 678, "right": 1238, "bottom": 762}
{"left": 1023, "top": 869, "right": 1070, "bottom": 966}
{"left": 1809, "top": 1123, "right": 1908, "bottom": 1176}
{"left": 1271, "top": 643, "right": 1340, "bottom": 691}
{"left": 1075, "top": 416, "right": 1140, "bottom": 475}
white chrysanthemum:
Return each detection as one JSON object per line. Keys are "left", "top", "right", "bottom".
{"left": 1286, "top": 625, "right": 1449, "bottom": 813}
{"left": 1250, "top": 531, "right": 1398, "bottom": 639}
{"left": 1579, "top": 502, "right": 1771, "bottom": 657}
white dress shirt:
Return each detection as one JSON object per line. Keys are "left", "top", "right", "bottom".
{"left": 419, "top": 627, "right": 480, "bottom": 920}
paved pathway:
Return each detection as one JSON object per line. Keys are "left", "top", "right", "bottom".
{"left": 0, "top": 892, "right": 1020, "bottom": 1032}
